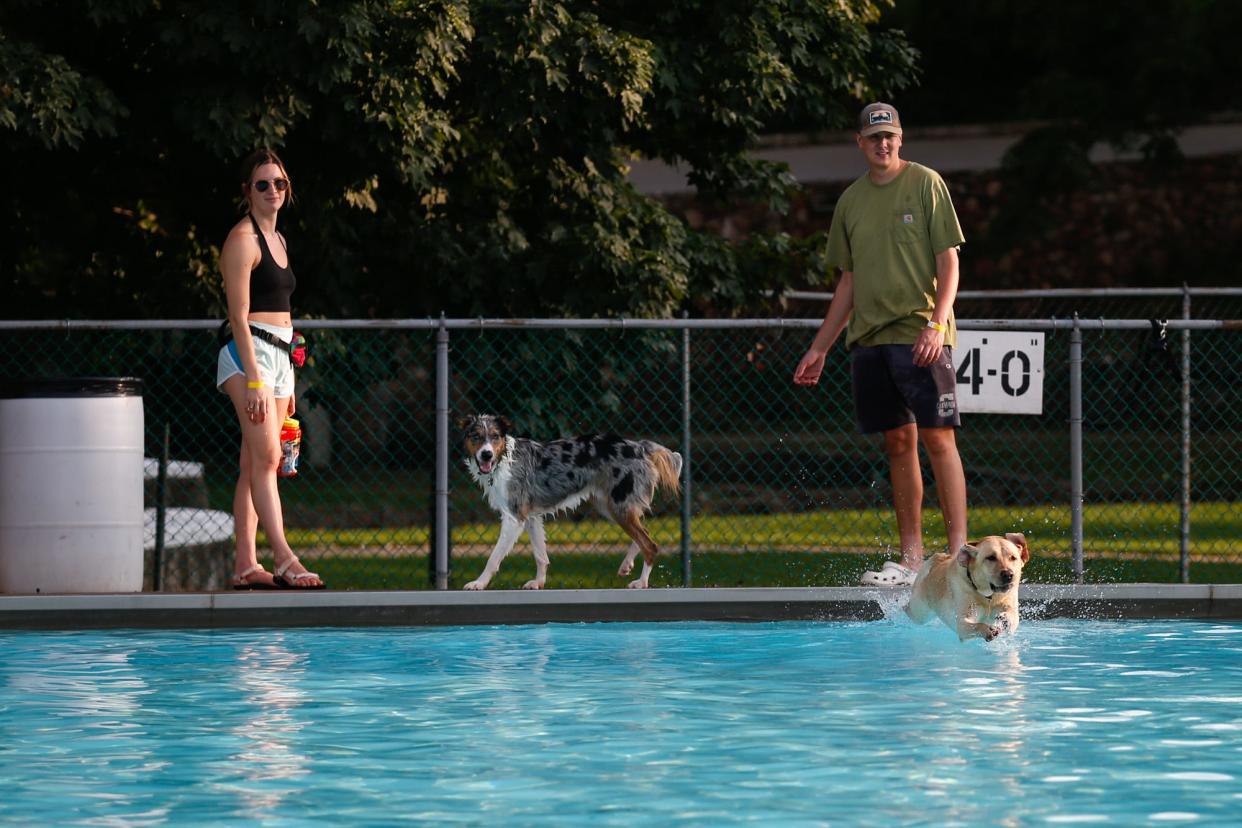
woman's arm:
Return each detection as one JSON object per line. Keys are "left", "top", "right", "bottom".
{"left": 221, "top": 227, "right": 267, "bottom": 413}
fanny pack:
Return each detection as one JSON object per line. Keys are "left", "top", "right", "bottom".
{"left": 217, "top": 321, "right": 309, "bottom": 368}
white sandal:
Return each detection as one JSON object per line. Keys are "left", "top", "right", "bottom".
{"left": 232, "top": 564, "right": 278, "bottom": 590}
{"left": 860, "top": 562, "right": 917, "bottom": 587}
{"left": 274, "top": 559, "right": 326, "bottom": 590}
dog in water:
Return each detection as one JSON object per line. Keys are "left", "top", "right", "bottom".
{"left": 905, "top": 533, "right": 1030, "bottom": 641}
{"left": 459, "top": 414, "right": 682, "bottom": 590}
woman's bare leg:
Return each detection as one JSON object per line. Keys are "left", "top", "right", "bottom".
{"left": 224, "top": 377, "right": 321, "bottom": 587}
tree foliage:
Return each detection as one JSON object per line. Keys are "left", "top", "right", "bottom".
{"left": 1, "top": 0, "right": 914, "bottom": 319}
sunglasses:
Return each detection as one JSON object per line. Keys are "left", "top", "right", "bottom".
{"left": 252, "top": 178, "right": 289, "bottom": 193}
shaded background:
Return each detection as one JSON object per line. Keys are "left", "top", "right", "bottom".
{"left": 3, "top": 0, "right": 1240, "bottom": 320}
{"left": 2, "top": 1, "right": 1239, "bottom": 590}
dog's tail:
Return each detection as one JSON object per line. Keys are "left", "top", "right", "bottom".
{"left": 649, "top": 447, "right": 683, "bottom": 497}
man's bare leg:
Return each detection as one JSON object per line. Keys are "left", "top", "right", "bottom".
{"left": 883, "top": 423, "right": 925, "bottom": 571}
{"left": 921, "top": 426, "right": 968, "bottom": 554}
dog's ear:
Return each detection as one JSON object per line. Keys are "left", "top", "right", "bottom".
{"left": 496, "top": 415, "right": 513, "bottom": 435}
{"left": 454, "top": 414, "right": 472, "bottom": 433}
{"left": 956, "top": 543, "right": 977, "bottom": 568}
{"left": 1006, "top": 532, "right": 1030, "bottom": 563}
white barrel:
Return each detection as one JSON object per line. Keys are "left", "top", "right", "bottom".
{"left": 0, "top": 378, "right": 145, "bottom": 593}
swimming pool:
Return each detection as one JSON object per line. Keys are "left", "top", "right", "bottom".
{"left": 2, "top": 617, "right": 1239, "bottom": 826}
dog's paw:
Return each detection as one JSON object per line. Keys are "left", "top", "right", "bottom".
{"left": 463, "top": 579, "right": 487, "bottom": 591}
{"left": 522, "top": 579, "right": 544, "bottom": 590}
{"left": 626, "top": 578, "right": 648, "bottom": 589}
{"left": 984, "top": 625, "right": 1003, "bottom": 641}
{"left": 617, "top": 562, "right": 634, "bottom": 576}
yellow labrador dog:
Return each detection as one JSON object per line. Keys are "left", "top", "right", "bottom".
{"left": 905, "top": 533, "right": 1030, "bottom": 642}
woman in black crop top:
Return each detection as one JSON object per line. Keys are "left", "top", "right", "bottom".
{"left": 216, "top": 148, "right": 324, "bottom": 590}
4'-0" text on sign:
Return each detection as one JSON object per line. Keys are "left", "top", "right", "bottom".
{"left": 954, "top": 331, "right": 1044, "bottom": 415}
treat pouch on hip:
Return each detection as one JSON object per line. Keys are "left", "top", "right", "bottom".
{"left": 217, "top": 321, "right": 309, "bottom": 367}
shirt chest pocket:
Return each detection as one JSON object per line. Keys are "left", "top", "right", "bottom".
{"left": 892, "top": 209, "right": 925, "bottom": 245}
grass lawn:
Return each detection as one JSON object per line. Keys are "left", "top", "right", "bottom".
{"left": 279, "top": 502, "right": 1241, "bottom": 590}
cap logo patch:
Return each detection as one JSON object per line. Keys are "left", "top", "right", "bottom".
{"left": 869, "top": 110, "right": 894, "bottom": 126}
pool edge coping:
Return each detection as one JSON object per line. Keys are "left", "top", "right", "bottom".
{"left": 1, "top": 584, "right": 1241, "bottom": 629}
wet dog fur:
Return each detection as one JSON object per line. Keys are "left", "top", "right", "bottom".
{"left": 459, "top": 414, "right": 682, "bottom": 590}
{"left": 905, "top": 533, "right": 1030, "bottom": 641}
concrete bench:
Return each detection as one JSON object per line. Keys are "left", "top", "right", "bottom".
{"left": 143, "top": 458, "right": 232, "bottom": 592}
{"left": 143, "top": 457, "right": 209, "bottom": 509}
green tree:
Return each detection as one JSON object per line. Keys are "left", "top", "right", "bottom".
{"left": 1, "top": 0, "right": 914, "bottom": 319}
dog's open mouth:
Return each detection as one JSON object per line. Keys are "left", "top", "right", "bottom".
{"left": 477, "top": 458, "right": 494, "bottom": 474}
{"left": 991, "top": 581, "right": 1013, "bottom": 593}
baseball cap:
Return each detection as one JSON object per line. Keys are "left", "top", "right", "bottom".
{"left": 858, "top": 102, "right": 902, "bottom": 137}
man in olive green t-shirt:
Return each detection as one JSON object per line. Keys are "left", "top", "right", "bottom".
{"left": 793, "top": 102, "right": 967, "bottom": 587}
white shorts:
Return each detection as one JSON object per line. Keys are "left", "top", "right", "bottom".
{"left": 216, "top": 321, "right": 295, "bottom": 398}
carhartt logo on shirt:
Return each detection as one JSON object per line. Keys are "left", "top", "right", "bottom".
{"left": 902, "top": 213, "right": 914, "bottom": 224}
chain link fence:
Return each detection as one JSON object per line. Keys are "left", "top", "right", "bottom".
{"left": 786, "top": 286, "right": 1242, "bottom": 325}
{"left": 1, "top": 292, "right": 1238, "bottom": 592}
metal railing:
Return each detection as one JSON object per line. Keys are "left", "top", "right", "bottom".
{"left": 1, "top": 298, "right": 1239, "bottom": 591}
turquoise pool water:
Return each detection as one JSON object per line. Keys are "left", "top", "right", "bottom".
{"left": 1, "top": 617, "right": 1240, "bottom": 826}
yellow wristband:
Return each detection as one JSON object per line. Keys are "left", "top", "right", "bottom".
{"left": 926, "top": 320, "right": 947, "bottom": 333}
{"left": 246, "top": 380, "right": 265, "bottom": 389}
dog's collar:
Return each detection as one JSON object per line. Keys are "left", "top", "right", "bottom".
{"left": 964, "top": 566, "right": 993, "bottom": 599}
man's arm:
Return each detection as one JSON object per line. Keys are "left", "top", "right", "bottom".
{"left": 793, "top": 270, "right": 854, "bottom": 386}
{"left": 931, "top": 246, "right": 960, "bottom": 329}
{"left": 912, "top": 246, "right": 959, "bottom": 367}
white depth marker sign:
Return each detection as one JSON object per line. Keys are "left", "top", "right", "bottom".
{"left": 953, "top": 331, "right": 1044, "bottom": 415}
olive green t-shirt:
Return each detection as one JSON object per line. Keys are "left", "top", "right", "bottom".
{"left": 825, "top": 161, "right": 965, "bottom": 348}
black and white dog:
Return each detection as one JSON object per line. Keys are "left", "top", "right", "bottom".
{"left": 459, "top": 414, "right": 682, "bottom": 590}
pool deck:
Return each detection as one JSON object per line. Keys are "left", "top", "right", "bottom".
{"left": 1, "top": 584, "right": 1241, "bottom": 629}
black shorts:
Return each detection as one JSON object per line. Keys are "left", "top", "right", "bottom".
{"left": 850, "top": 344, "right": 960, "bottom": 434}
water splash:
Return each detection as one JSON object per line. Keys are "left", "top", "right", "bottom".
{"left": 868, "top": 587, "right": 913, "bottom": 623}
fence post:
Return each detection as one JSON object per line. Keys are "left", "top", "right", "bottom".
{"left": 1069, "top": 315, "right": 1084, "bottom": 584}
{"left": 680, "top": 312, "right": 692, "bottom": 588}
{"left": 434, "top": 315, "right": 451, "bottom": 590}
{"left": 1180, "top": 284, "right": 1192, "bottom": 583}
